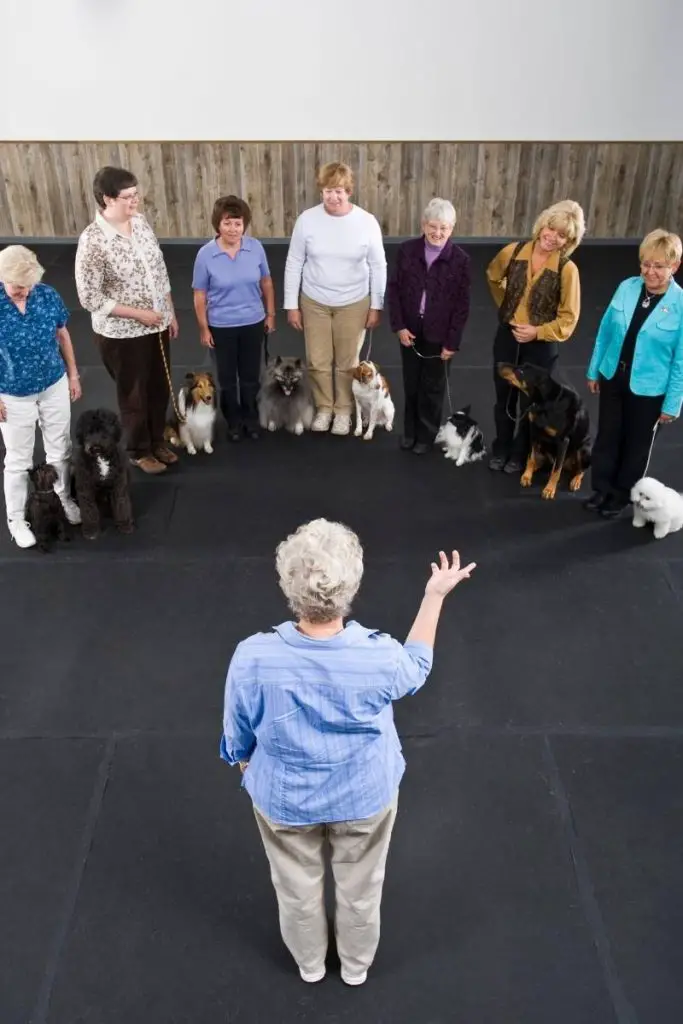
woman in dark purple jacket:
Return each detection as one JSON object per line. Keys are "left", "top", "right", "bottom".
{"left": 387, "top": 199, "right": 471, "bottom": 453}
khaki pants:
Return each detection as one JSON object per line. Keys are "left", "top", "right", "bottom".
{"left": 300, "top": 292, "right": 370, "bottom": 414}
{"left": 253, "top": 798, "right": 398, "bottom": 977}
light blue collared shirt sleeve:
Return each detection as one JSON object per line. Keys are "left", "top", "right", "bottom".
{"left": 384, "top": 640, "right": 434, "bottom": 701}
{"left": 192, "top": 247, "right": 210, "bottom": 291}
{"left": 221, "top": 650, "right": 257, "bottom": 764}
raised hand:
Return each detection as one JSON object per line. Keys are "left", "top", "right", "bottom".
{"left": 425, "top": 550, "right": 477, "bottom": 598}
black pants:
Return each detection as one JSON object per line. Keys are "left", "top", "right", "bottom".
{"left": 591, "top": 369, "right": 663, "bottom": 499}
{"left": 492, "top": 324, "right": 558, "bottom": 460}
{"left": 95, "top": 330, "right": 170, "bottom": 458}
{"left": 400, "top": 329, "right": 449, "bottom": 445}
{"left": 210, "top": 321, "right": 264, "bottom": 430}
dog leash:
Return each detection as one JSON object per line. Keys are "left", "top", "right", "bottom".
{"left": 642, "top": 421, "right": 660, "bottom": 477}
{"left": 361, "top": 328, "right": 374, "bottom": 362}
{"left": 408, "top": 342, "right": 455, "bottom": 417}
{"left": 158, "top": 330, "right": 186, "bottom": 424}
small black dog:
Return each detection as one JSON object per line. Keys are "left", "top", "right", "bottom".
{"left": 26, "top": 463, "right": 70, "bottom": 552}
{"left": 72, "top": 408, "right": 134, "bottom": 540}
{"left": 497, "top": 362, "right": 592, "bottom": 499}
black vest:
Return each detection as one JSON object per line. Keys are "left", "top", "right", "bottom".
{"left": 499, "top": 241, "right": 570, "bottom": 326}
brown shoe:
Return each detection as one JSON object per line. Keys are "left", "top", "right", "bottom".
{"left": 153, "top": 444, "right": 179, "bottom": 465}
{"left": 129, "top": 455, "right": 167, "bottom": 475}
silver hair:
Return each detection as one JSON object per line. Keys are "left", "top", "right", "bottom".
{"left": 275, "top": 518, "right": 364, "bottom": 623}
{"left": 0, "top": 245, "right": 44, "bottom": 288}
{"left": 422, "top": 198, "right": 456, "bottom": 226}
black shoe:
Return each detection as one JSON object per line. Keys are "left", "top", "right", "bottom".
{"left": 599, "top": 495, "right": 629, "bottom": 519}
{"left": 412, "top": 443, "right": 431, "bottom": 455}
{"left": 583, "top": 490, "right": 606, "bottom": 512}
{"left": 488, "top": 455, "right": 507, "bottom": 471}
{"left": 503, "top": 459, "right": 524, "bottom": 475}
{"left": 228, "top": 429, "right": 241, "bottom": 443}
{"left": 245, "top": 426, "right": 260, "bottom": 440}
{"left": 400, "top": 437, "right": 416, "bottom": 451}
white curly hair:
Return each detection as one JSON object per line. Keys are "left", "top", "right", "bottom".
{"left": 422, "top": 197, "right": 456, "bottom": 226}
{"left": 0, "top": 245, "right": 45, "bottom": 288}
{"left": 275, "top": 519, "right": 364, "bottom": 623}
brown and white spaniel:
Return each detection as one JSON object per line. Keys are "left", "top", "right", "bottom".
{"left": 351, "top": 361, "right": 395, "bottom": 441}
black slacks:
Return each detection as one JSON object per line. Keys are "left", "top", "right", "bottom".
{"left": 491, "top": 324, "right": 558, "bottom": 460}
{"left": 95, "top": 330, "right": 171, "bottom": 458}
{"left": 400, "top": 329, "right": 449, "bottom": 445}
{"left": 210, "top": 321, "right": 265, "bottom": 431}
{"left": 591, "top": 368, "right": 663, "bottom": 498}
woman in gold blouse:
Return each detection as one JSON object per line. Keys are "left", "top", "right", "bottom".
{"left": 486, "top": 200, "right": 585, "bottom": 473}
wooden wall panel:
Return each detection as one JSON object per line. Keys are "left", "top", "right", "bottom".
{"left": 0, "top": 142, "right": 681, "bottom": 240}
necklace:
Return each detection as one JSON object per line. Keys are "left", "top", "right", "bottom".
{"left": 642, "top": 287, "right": 657, "bottom": 309}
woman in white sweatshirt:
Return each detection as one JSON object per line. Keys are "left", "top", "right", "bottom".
{"left": 284, "top": 163, "right": 387, "bottom": 435}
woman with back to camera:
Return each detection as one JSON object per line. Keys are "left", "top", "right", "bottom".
{"left": 75, "top": 166, "right": 179, "bottom": 475}
{"left": 387, "top": 197, "right": 471, "bottom": 453}
{"left": 585, "top": 228, "right": 683, "bottom": 519}
{"left": 221, "top": 518, "right": 475, "bottom": 987}
{"left": 193, "top": 195, "right": 276, "bottom": 441}
{"left": 0, "top": 245, "right": 82, "bottom": 548}
{"left": 284, "top": 162, "right": 387, "bottom": 435}
{"left": 486, "top": 199, "right": 585, "bottom": 474}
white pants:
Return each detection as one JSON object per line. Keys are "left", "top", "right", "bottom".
{"left": 0, "top": 374, "right": 72, "bottom": 523}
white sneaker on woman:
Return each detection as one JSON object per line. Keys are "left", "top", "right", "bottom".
{"left": 341, "top": 968, "right": 367, "bottom": 986}
{"left": 311, "top": 411, "right": 333, "bottom": 432}
{"left": 60, "top": 497, "right": 82, "bottom": 525}
{"left": 299, "top": 966, "right": 326, "bottom": 983}
{"left": 331, "top": 414, "right": 351, "bottom": 436}
{"left": 9, "top": 520, "right": 37, "bottom": 548}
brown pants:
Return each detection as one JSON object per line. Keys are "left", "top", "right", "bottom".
{"left": 300, "top": 293, "right": 370, "bottom": 414}
{"left": 94, "top": 331, "right": 170, "bottom": 458}
{"left": 254, "top": 798, "right": 398, "bottom": 978}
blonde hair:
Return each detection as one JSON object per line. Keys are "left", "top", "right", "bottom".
{"left": 422, "top": 198, "right": 456, "bottom": 226}
{"left": 639, "top": 229, "right": 682, "bottom": 265}
{"left": 275, "top": 518, "right": 364, "bottom": 623}
{"left": 532, "top": 200, "right": 586, "bottom": 257}
{"left": 317, "top": 161, "right": 354, "bottom": 193}
{"left": 0, "top": 245, "right": 45, "bottom": 288}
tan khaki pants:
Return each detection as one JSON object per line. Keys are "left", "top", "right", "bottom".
{"left": 299, "top": 292, "right": 370, "bottom": 414}
{"left": 253, "top": 798, "right": 398, "bottom": 977}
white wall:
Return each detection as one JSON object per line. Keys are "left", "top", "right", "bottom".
{"left": 2, "top": 0, "right": 681, "bottom": 141}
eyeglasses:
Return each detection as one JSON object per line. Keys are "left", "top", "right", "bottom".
{"left": 640, "top": 261, "right": 670, "bottom": 272}
{"left": 117, "top": 191, "right": 140, "bottom": 202}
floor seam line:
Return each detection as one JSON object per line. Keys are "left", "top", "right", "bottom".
{"left": 29, "top": 736, "right": 116, "bottom": 1024}
{"left": 542, "top": 736, "right": 638, "bottom": 1024}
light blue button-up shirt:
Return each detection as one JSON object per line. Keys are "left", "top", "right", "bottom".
{"left": 220, "top": 621, "right": 433, "bottom": 826}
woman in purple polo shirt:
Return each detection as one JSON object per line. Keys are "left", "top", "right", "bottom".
{"left": 387, "top": 199, "right": 471, "bottom": 453}
{"left": 193, "top": 195, "right": 276, "bottom": 440}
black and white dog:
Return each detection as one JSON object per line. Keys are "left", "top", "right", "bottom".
{"left": 435, "top": 406, "right": 486, "bottom": 466}
{"left": 72, "top": 408, "right": 134, "bottom": 540}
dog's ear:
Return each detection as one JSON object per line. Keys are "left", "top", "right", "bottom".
{"left": 352, "top": 365, "right": 363, "bottom": 381}
{"left": 294, "top": 358, "right": 302, "bottom": 367}
{"left": 461, "top": 403, "right": 471, "bottom": 416}
{"left": 206, "top": 373, "right": 216, "bottom": 387}
{"left": 45, "top": 464, "right": 58, "bottom": 486}
{"left": 275, "top": 355, "right": 282, "bottom": 366}
{"left": 185, "top": 372, "right": 195, "bottom": 383}
{"left": 102, "top": 408, "right": 122, "bottom": 443}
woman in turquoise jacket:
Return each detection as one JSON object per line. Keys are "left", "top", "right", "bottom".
{"left": 585, "top": 229, "right": 683, "bottom": 518}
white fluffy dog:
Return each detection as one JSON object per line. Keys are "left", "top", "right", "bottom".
{"left": 630, "top": 476, "right": 683, "bottom": 539}
{"left": 351, "top": 361, "right": 395, "bottom": 440}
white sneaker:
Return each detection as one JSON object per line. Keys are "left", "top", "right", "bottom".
{"left": 61, "top": 497, "right": 82, "bottom": 525}
{"left": 9, "top": 520, "right": 37, "bottom": 549}
{"left": 299, "top": 966, "right": 326, "bottom": 984}
{"left": 331, "top": 413, "right": 351, "bottom": 436}
{"left": 311, "top": 411, "right": 333, "bottom": 432}
{"left": 341, "top": 968, "right": 367, "bottom": 986}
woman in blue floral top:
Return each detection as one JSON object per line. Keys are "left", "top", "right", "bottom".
{"left": 0, "top": 246, "right": 82, "bottom": 548}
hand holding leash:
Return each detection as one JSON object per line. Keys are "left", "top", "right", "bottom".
{"left": 398, "top": 329, "right": 415, "bottom": 347}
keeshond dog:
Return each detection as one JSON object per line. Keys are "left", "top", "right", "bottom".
{"left": 258, "top": 356, "right": 315, "bottom": 434}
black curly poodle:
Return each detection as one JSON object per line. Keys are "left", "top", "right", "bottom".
{"left": 72, "top": 408, "right": 134, "bottom": 540}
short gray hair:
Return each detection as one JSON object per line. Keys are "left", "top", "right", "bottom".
{"left": 422, "top": 198, "right": 456, "bottom": 227}
{"left": 0, "top": 245, "right": 44, "bottom": 288}
{"left": 275, "top": 519, "right": 364, "bottom": 623}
